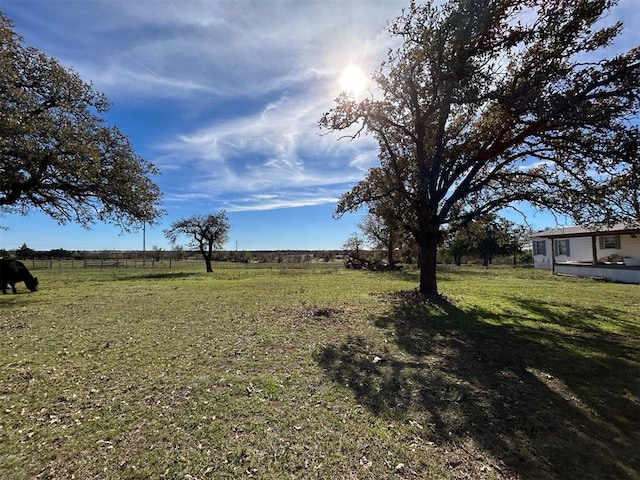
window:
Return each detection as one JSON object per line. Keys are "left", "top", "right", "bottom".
{"left": 532, "top": 240, "right": 546, "bottom": 256}
{"left": 599, "top": 235, "right": 621, "bottom": 249}
{"left": 554, "top": 239, "right": 570, "bottom": 256}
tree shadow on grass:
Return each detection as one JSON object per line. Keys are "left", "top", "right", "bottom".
{"left": 316, "top": 293, "right": 640, "bottom": 479}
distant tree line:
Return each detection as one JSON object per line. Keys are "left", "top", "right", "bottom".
{"left": 0, "top": 244, "right": 342, "bottom": 264}
{"left": 345, "top": 212, "right": 533, "bottom": 267}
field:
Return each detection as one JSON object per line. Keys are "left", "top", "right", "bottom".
{"left": 1, "top": 263, "right": 638, "bottom": 479}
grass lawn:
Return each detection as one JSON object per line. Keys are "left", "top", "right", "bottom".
{"left": 1, "top": 263, "right": 638, "bottom": 479}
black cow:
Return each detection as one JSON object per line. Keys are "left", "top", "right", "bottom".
{"left": 0, "top": 259, "right": 39, "bottom": 294}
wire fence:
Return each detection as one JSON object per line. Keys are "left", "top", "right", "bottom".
{"left": 20, "top": 257, "right": 180, "bottom": 270}
{"left": 18, "top": 257, "right": 344, "bottom": 271}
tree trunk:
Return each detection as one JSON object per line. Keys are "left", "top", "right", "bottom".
{"left": 198, "top": 244, "right": 214, "bottom": 273}
{"left": 417, "top": 226, "right": 440, "bottom": 296}
{"left": 204, "top": 255, "right": 213, "bottom": 272}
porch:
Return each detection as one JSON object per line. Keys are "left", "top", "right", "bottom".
{"left": 554, "top": 261, "right": 640, "bottom": 284}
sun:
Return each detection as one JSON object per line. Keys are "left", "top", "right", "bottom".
{"left": 340, "top": 64, "right": 367, "bottom": 96}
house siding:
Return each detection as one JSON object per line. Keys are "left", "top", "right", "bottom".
{"left": 533, "top": 239, "right": 553, "bottom": 270}
{"left": 599, "top": 234, "right": 640, "bottom": 260}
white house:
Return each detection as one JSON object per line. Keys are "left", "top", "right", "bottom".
{"left": 531, "top": 224, "right": 640, "bottom": 284}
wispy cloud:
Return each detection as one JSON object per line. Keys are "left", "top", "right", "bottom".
{"left": 223, "top": 193, "right": 342, "bottom": 213}
{"left": 36, "top": 0, "right": 397, "bottom": 212}
{"left": 154, "top": 85, "right": 379, "bottom": 209}
{"left": 28, "top": 0, "right": 399, "bottom": 102}
{"left": 5, "top": 0, "right": 637, "bottom": 218}
{"left": 2, "top": 0, "right": 638, "bottom": 249}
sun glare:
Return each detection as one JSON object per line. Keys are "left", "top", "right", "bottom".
{"left": 340, "top": 64, "right": 367, "bottom": 95}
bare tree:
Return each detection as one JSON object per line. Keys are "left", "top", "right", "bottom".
{"left": 343, "top": 233, "right": 366, "bottom": 259}
{"left": 164, "top": 212, "right": 230, "bottom": 272}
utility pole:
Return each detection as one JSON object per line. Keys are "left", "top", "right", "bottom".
{"left": 0, "top": 225, "right": 6, "bottom": 256}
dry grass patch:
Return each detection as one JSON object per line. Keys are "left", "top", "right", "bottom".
{"left": 1, "top": 263, "right": 638, "bottom": 479}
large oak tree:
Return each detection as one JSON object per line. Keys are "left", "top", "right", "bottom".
{"left": 0, "top": 13, "right": 162, "bottom": 230}
{"left": 320, "top": 0, "right": 640, "bottom": 295}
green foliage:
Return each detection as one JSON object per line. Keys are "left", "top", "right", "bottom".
{"left": 14, "top": 243, "right": 35, "bottom": 259}
{"left": 320, "top": 0, "right": 640, "bottom": 294}
{"left": 0, "top": 13, "right": 162, "bottom": 230}
{"left": 358, "top": 207, "right": 414, "bottom": 265}
{"left": 0, "top": 264, "right": 638, "bottom": 479}
{"left": 444, "top": 214, "right": 528, "bottom": 266}
{"left": 46, "top": 248, "right": 74, "bottom": 259}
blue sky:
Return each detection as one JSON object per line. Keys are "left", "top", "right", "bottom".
{"left": 0, "top": 0, "right": 638, "bottom": 252}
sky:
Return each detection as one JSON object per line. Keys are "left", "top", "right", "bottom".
{"left": 0, "top": 0, "right": 638, "bottom": 252}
